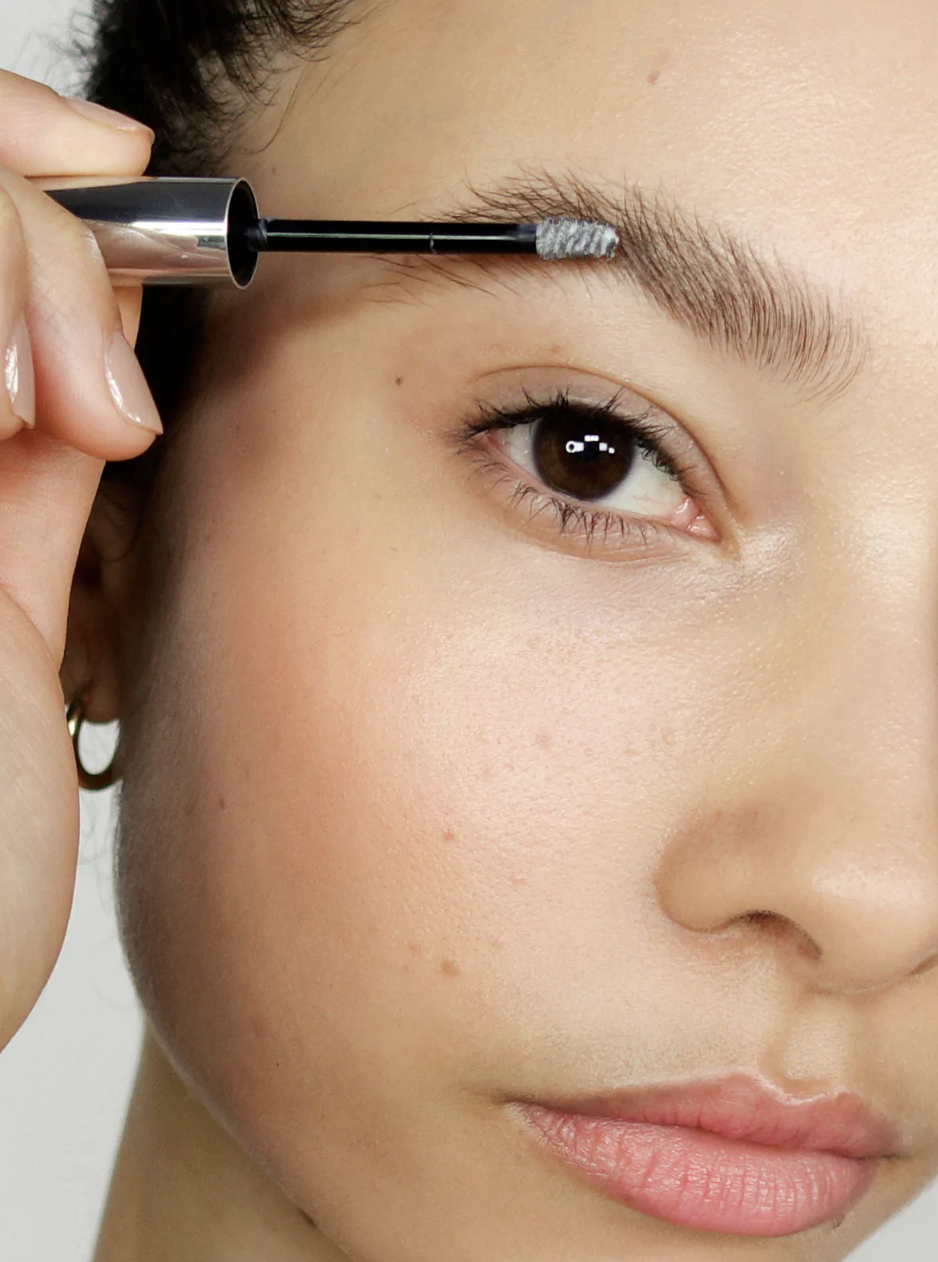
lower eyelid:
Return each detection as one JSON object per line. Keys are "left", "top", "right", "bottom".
{"left": 463, "top": 438, "right": 687, "bottom": 555}
{"left": 489, "top": 428, "right": 683, "bottom": 525}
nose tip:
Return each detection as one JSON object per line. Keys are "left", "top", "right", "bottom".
{"left": 657, "top": 814, "right": 938, "bottom": 995}
{"left": 803, "top": 863, "right": 938, "bottom": 992}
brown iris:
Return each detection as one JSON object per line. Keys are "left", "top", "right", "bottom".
{"left": 532, "top": 413, "right": 636, "bottom": 501}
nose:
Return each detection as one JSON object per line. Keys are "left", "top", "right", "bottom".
{"left": 658, "top": 799, "right": 938, "bottom": 994}
{"left": 657, "top": 630, "right": 938, "bottom": 996}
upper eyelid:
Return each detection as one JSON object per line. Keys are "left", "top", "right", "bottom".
{"left": 402, "top": 170, "right": 868, "bottom": 403}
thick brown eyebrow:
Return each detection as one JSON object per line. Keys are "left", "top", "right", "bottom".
{"left": 403, "top": 170, "right": 867, "bottom": 401}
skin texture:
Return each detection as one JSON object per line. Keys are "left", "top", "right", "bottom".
{"left": 76, "top": 0, "right": 938, "bottom": 1257}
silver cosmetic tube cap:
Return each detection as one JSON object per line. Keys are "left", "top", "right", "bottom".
{"left": 36, "top": 176, "right": 259, "bottom": 288}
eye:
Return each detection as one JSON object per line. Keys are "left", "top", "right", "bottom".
{"left": 456, "top": 389, "right": 717, "bottom": 550}
{"left": 503, "top": 405, "right": 690, "bottom": 521}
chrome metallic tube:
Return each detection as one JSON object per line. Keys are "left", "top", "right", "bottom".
{"left": 36, "top": 176, "right": 259, "bottom": 289}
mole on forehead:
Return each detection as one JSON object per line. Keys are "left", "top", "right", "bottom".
{"left": 367, "top": 171, "right": 869, "bottom": 404}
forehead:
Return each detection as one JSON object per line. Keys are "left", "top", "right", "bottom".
{"left": 259, "top": 3, "right": 938, "bottom": 255}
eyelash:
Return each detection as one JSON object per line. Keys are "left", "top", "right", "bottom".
{"left": 450, "top": 388, "right": 710, "bottom": 551}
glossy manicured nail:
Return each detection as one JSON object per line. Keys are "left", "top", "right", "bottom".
{"left": 5, "top": 316, "right": 35, "bottom": 429}
{"left": 64, "top": 97, "right": 154, "bottom": 138}
{"left": 105, "top": 331, "right": 163, "bottom": 434}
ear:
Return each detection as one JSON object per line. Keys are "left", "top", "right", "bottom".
{"left": 60, "top": 478, "right": 142, "bottom": 725}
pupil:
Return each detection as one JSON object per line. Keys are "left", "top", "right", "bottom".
{"left": 532, "top": 412, "right": 636, "bottom": 501}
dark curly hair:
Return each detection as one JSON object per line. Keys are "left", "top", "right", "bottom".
{"left": 80, "top": 0, "right": 360, "bottom": 495}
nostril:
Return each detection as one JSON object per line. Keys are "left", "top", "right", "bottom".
{"left": 740, "top": 910, "right": 822, "bottom": 964}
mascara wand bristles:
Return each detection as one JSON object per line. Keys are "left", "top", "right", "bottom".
{"left": 536, "top": 217, "right": 620, "bottom": 261}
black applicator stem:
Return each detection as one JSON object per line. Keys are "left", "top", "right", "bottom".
{"left": 246, "top": 218, "right": 540, "bottom": 255}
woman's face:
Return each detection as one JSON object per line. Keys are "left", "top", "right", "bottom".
{"left": 110, "top": 0, "right": 938, "bottom": 1256}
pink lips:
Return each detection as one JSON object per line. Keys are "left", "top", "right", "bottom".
{"left": 512, "top": 1074, "right": 900, "bottom": 1237}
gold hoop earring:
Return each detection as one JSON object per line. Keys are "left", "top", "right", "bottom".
{"left": 66, "top": 693, "right": 121, "bottom": 792}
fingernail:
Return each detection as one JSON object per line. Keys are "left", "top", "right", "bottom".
{"left": 5, "top": 316, "right": 35, "bottom": 429}
{"left": 64, "top": 97, "right": 155, "bottom": 138}
{"left": 105, "top": 331, "right": 163, "bottom": 434}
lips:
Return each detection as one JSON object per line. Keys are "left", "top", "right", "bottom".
{"left": 511, "top": 1074, "right": 901, "bottom": 1237}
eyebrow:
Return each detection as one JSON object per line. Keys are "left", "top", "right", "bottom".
{"left": 391, "top": 170, "right": 867, "bottom": 401}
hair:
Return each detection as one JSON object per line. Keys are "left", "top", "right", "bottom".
{"left": 79, "top": 0, "right": 360, "bottom": 497}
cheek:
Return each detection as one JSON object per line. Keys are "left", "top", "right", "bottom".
{"left": 182, "top": 518, "right": 690, "bottom": 1023}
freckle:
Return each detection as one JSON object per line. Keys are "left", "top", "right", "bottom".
{"left": 509, "top": 873, "right": 528, "bottom": 889}
{"left": 535, "top": 730, "right": 552, "bottom": 751}
{"left": 489, "top": 938, "right": 505, "bottom": 950}
{"left": 250, "top": 1015, "right": 268, "bottom": 1041}
{"left": 408, "top": 941, "right": 423, "bottom": 957}
{"left": 648, "top": 48, "right": 670, "bottom": 85}
{"left": 441, "top": 958, "right": 462, "bottom": 977}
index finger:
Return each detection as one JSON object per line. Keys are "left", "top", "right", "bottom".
{"left": 0, "top": 70, "right": 153, "bottom": 176}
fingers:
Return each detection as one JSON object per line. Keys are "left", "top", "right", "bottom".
{"left": 0, "top": 71, "right": 161, "bottom": 1055}
{"left": 0, "top": 437, "right": 103, "bottom": 663}
{"left": 0, "top": 172, "right": 157, "bottom": 655}
{"left": 0, "top": 68, "right": 162, "bottom": 461}
{"left": 0, "top": 70, "right": 162, "bottom": 661}
{"left": 0, "top": 70, "right": 153, "bottom": 177}
{"left": 0, "top": 190, "right": 31, "bottom": 444}
{"left": 0, "top": 171, "right": 162, "bottom": 460}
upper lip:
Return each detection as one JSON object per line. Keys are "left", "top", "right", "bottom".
{"left": 525, "top": 1073, "right": 902, "bottom": 1160}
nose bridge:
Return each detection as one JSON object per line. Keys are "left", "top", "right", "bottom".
{"left": 658, "top": 577, "right": 938, "bottom": 995}
{"left": 808, "top": 558, "right": 938, "bottom": 806}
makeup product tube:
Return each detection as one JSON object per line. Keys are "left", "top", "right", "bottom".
{"left": 37, "top": 175, "right": 619, "bottom": 289}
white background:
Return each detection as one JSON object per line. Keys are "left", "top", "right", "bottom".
{"left": 0, "top": 1, "right": 937, "bottom": 1258}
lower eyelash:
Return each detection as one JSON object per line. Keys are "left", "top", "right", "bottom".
{"left": 463, "top": 444, "right": 671, "bottom": 550}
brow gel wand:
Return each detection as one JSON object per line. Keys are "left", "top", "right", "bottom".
{"left": 36, "top": 176, "right": 619, "bottom": 288}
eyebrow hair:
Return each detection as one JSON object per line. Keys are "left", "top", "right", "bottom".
{"left": 402, "top": 170, "right": 868, "bottom": 401}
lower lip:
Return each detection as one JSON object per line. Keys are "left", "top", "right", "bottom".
{"left": 516, "top": 1105, "right": 875, "bottom": 1237}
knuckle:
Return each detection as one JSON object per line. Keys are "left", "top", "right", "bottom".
{"left": 0, "top": 185, "right": 27, "bottom": 271}
{"left": 53, "top": 207, "right": 109, "bottom": 275}
{"left": 0, "top": 72, "right": 61, "bottom": 130}
{"left": 0, "top": 183, "right": 22, "bottom": 235}
{"left": 49, "top": 217, "right": 124, "bottom": 326}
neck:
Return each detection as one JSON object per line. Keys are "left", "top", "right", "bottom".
{"left": 93, "top": 1026, "right": 349, "bottom": 1262}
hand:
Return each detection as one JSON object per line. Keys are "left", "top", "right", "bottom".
{"left": 0, "top": 70, "right": 159, "bottom": 1051}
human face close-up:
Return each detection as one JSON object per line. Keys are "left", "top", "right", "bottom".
{"left": 101, "top": 0, "right": 938, "bottom": 1258}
